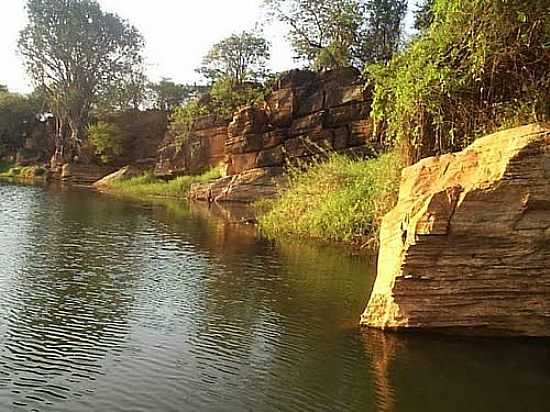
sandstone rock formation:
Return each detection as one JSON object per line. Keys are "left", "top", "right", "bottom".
{"left": 61, "top": 163, "right": 117, "bottom": 185}
{"left": 362, "top": 123, "right": 550, "bottom": 336}
{"left": 93, "top": 165, "right": 144, "bottom": 189}
{"left": 155, "top": 114, "right": 229, "bottom": 178}
{"left": 175, "top": 68, "right": 377, "bottom": 202}
{"left": 188, "top": 167, "right": 285, "bottom": 203}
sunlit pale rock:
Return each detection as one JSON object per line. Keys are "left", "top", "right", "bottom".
{"left": 362, "top": 123, "right": 550, "bottom": 336}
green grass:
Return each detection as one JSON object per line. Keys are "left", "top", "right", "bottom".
{"left": 104, "top": 167, "right": 222, "bottom": 199}
{"left": 0, "top": 164, "right": 47, "bottom": 179}
{"left": 258, "top": 152, "right": 402, "bottom": 247}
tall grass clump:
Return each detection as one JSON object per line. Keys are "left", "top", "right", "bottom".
{"left": 258, "top": 152, "right": 402, "bottom": 246}
{"left": 106, "top": 167, "right": 221, "bottom": 199}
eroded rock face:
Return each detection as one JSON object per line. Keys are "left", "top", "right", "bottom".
{"left": 188, "top": 167, "right": 285, "bottom": 203}
{"left": 224, "top": 67, "right": 374, "bottom": 177}
{"left": 362, "top": 123, "right": 550, "bottom": 336}
{"left": 93, "top": 165, "right": 144, "bottom": 188}
{"left": 154, "top": 68, "right": 377, "bottom": 200}
{"left": 155, "top": 115, "right": 229, "bottom": 178}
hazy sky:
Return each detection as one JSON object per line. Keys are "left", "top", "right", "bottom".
{"left": 1, "top": 0, "right": 416, "bottom": 93}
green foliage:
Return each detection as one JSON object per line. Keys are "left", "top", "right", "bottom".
{"left": 169, "top": 100, "right": 209, "bottom": 149}
{"left": 264, "top": 0, "right": 406, "bottom": 69}
{"left": 88, "top": 121, "right": 124, "bottom": 163}
{"left": 18, "top": 0, "right": 145, "bottom": 155}
{"left": 362, "top": 0, "right": 407, "bottom": 64}
{"left": 150, "top": 78, "right": 193, "bottom": 112}
{"left": 414, "top": 0, "right": 435, "bottom": 31}
{"left": 258, "top": 152, "right": 402, "bottom": 245}
{"left": 370, "top": 0, "right": 550, "bottom": 163}
{"left": 0, "top": 165, "right": 47, "bottom": 179}
{"left": 209, "top": 76, "right": 265, "bottom": 117}
{"left": 197, "top": 31, "right": 271, "bottom": 86}
{"left": 105, "top": 167, "right": 222, "bottom": 199}
{"left": 0, "top": 90, "right": 40, "bottom": 156}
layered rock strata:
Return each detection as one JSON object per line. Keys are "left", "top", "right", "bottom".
{"left": 174, "top": 68, "right": 377, "bottom": 202}
{"left": 362, "top": 123, "right": 550, "bottom": 336}
{"left": 155, "top": 115, "right": 229, "bottom": 178}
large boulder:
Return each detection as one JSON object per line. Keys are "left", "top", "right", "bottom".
{"left": 93, "top": 165, "right": 143, "bottom": 188}
{"left": 188, "top": 167, "right": 284, "bottom": 203}
{"left": 362, "top": 123, "right": 550, "bottom": 336}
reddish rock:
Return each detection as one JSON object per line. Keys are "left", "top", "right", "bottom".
{"left": 256, "top": 145, "right": 285, "bottom": 168}
{"left": 155, "top": 67, "right": 375, "bottom": 191}
{"left": 349, "top": 119, "right": 375, "bottom": 146}
{"left": 228, "top": 107, "right": 269, "bottom": 138}
{"left": 289, "top": 112, "right": 326, "bottom": 137}
{"left": 362, "top": 123, "right": 550, "bottom": 337}
{"left": 265, "top": 89, "right": 296, "bottom": 128}
{"left": 189, "top": 167, "right": 285, "bottom": 203}
{"left": 226, "top": 152, "right": 258, "bottom": 175}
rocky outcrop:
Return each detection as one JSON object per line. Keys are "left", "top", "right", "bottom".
{"left": 225, "top": 67, "right": 374, "bottom": 177}
{"left": 189, "top": 167, "right": 285, "bottom": 203}
{"left": 61, "top": 163, "right": 117, "bottom": 185}
{"left": 155, "top": 115, "right": 229, "bottom": 178}
{"left": 93, "top": 165, "right": 144, "bottom": 188}
{"left": 177, "top": 68, "right": 377, "bottom": 203}
{"left": 361, "top": 123, "right": 550, "bottom": 336}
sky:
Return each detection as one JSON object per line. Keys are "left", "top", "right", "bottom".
{"left": 1, "top": 0, "right": 416, "bottom": 94}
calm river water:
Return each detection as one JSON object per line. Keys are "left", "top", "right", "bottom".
{"left": 0, "top": 180, "right": 549, "bottom": 411}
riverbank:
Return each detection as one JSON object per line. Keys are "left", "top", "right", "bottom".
{"left": 0, "top": 163, "right": 48, "bottom": 181}
{"left": 94, "top": 167, "right": 221, "bottom": 201}
{"left": 257, "top": 152, "right": 402, "bottom": 248}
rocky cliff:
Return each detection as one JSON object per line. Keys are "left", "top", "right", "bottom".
{"left": 361, "top": 123, "right": 550, "bottom": 336}
{"left": 155, "top": 114, "right": 229, "bottom": 178}
{"left": 156, "top": 68, "right": 377, "bottom": 202}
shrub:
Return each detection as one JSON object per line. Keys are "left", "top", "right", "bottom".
{"left": 369, "top": 0, "right": 550, "bottom": 163}
{"left": 169, "top": 100, "right": 208, "bottom": 150}
{"left": 88, "top": 121, "right": 125, "bottom": 164}
{"left": 258, "top": 152, "right": 402, "bottom": 246}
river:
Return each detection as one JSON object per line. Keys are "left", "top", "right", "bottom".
{"left": 0, "top": 180, "right": 548, "bottom": 411}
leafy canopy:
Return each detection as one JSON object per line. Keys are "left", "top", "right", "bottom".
{"left": 264, "top": 0, "right": 407, "bottom": 69}
{"left": 0, "top": 89, "right": 41, "bottom": 157}
{"left": 87, "top": 121, "right": 124, "bottom": 164}
{"left": 149, "top": 78, "right": 194, "bottom": 112}
{"left": 370, "top": 0, "right": 550, "bottom": 163}
{"left": 18, "top": 0, "right": 145, "bottom": 157}
{"left": 197, "top": 31, "right": 271, "bottom": 86}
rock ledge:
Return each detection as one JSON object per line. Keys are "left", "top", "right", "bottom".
{"left": 361, "top": 123, "right": 550, "bottom": 336}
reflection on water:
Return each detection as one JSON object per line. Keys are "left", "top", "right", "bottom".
{"left": 0, "top": 181, "right": 549, "bottom": 412}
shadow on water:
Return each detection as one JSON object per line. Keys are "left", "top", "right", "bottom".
{"left": 0, "top": 180, "right": 549, "bottom": 411}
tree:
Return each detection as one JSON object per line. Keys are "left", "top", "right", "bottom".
{"left": 97, "top": 69, "right": 148, "bottom": 113}
{"left": 149, "top": 78, "right": 193, "bottom": 112}
{"left": 370, "top": 0, "right": 550, "bottom": 163}
{"left": 414, "top": 0, "right": 435, "bottom": 32}
{"left": 0, "top": 91, "right": 41, "bottom": 156}
{"left": 87, "top": 121, "right": 124, "bottom": 163}
{"left": 361, "top": 0, "right": 408, "bottom": 64}
{"left": 264, "top": 0, "right": 407, "bottom": 69}
{"left": 197, "top": 31, "right": 271, "bottom": 86}
{"left": 18, "top": 0, "right": 145, "bottom": 165}
{"left": 0, "top": 84, "right": 8, "bottom": 94}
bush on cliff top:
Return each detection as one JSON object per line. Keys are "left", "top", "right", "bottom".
{"left": 370, "top": 0, "right": 550, "bottom": 163}
{"left": 258, "top": 152, "right": 402, "bottom": 246}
